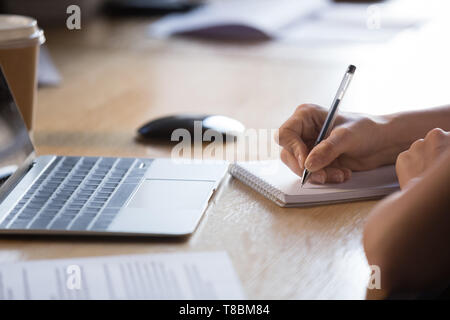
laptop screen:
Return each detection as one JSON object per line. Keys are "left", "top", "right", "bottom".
{"left": 0, "top": 67, "right": 34, "bottom": 183}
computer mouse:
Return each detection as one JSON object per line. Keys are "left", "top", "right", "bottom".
{"left": 137, "top": 114, "right": 245, "bottom": 141}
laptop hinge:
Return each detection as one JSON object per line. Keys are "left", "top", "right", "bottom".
{"left": 0, "top": 152, "right": 38, "bottom": 204}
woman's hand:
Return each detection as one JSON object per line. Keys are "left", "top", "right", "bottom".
{"left": 276, "top": 104, "right": 395, "bottom": 184}
{"left": 395, "top": 128, "right": 450, "bottom": 189}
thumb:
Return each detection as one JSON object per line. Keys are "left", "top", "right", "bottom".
{"left": 305, "top": 127, "right": 353, "bottom": 172}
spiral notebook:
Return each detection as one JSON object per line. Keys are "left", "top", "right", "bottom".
{"left": 229, "top": 160, "right": 399, "bottom": 207}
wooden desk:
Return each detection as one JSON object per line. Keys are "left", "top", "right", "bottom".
{"left": 1, "top": 16, "right": 448, "bottom": 299}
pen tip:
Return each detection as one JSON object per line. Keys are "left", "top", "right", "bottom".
{"left": 300, "top": 169, "right": 308, "bottom": 188}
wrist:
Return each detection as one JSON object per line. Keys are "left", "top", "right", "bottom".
{"left": 377, "top": 113, "right": 412, "bottom": 158}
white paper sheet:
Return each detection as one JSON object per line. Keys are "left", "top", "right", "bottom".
{"left": 149, "top": 0, "right": 327, "bottom": 39}
{"left": 0, "top": 251, "right": 245, "bottom": 300}
{"left": 148, "top": 0, "right": 443, "bottom": 43}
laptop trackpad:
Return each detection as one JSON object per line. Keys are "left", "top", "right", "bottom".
{"left": 127, "top": 179, "right": 215, "bottom": 210}
{"left": 108, "top": 179, "right": 216, "bottom": 235}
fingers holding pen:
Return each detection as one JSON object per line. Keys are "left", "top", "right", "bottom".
{"left": 280, "top": 148, "right": 303, "bottom": 177}
{"left": 305, "top": 128, "right": 354, "bottom": 184}
{"left": 277, "top": 127, "right": 309, "bottom": 170}
{"left": 280, "top": 145, "right": 352, "bottom": 184}
{"left": 305, "top": 127, "right": 354, "bottom": 171}
{"left": 309, "top": 166, "right": 352, "bottom": 184}
{"left": 278, "top": 125, "right": 355, "bottom": 184}
{"left": 277, "top": 103, "right": 356, "bottom": 184}
{"left": 276, "top": 104, "right": 328, "bottom": 168}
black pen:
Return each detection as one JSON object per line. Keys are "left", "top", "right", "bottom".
{"left": 301, "top": 64, "right": 356, "bottom": 187}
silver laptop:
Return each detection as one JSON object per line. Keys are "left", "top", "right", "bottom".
{"left": 0, "top": 69, "right": 228, "bottom": 236}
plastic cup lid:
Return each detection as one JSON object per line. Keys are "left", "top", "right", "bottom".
{"left": 0, "top": 14, "right": 45, "bottom": 47}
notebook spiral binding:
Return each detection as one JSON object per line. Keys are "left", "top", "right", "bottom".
{"left": 229, "top": 163, "right": 285, "bottom": 206}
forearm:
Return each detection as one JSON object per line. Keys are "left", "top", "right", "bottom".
{"left": 380, "top": 105, "right": 450, "bottom": 159}
{"left": 363, "top": 151, "right": 450, "bottom": 296}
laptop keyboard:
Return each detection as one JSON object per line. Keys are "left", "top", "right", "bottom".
{"left": 0, "top": 156, "right": 152, "bottom": 232}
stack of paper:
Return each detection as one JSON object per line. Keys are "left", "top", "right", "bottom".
{"left": 149, "top": 0, "right": 440, "bottom": 44}
{"left": 149, "top": 0, "right": 328, "bottom": 40}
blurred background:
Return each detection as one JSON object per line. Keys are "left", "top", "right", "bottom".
{"left": 0, "top": 0, "right": 448, "bottom": 157}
